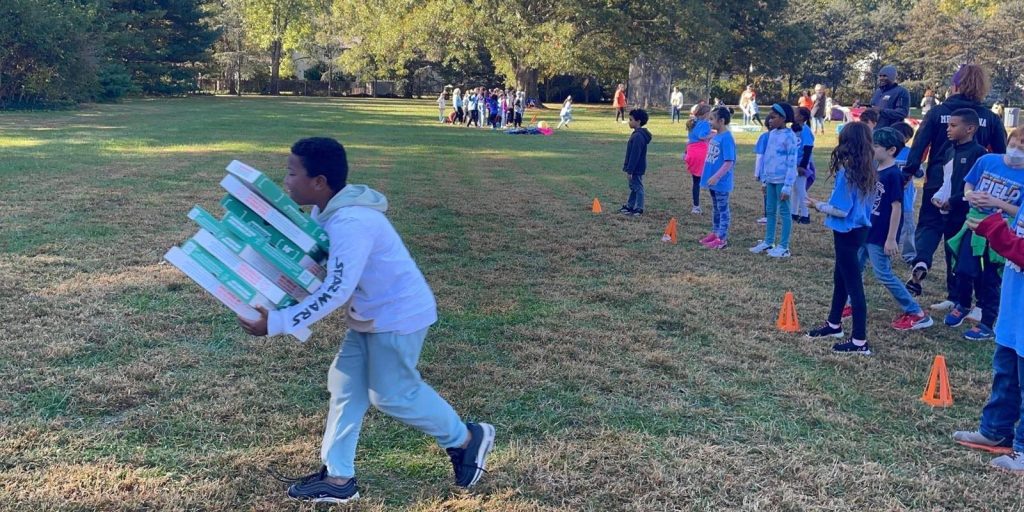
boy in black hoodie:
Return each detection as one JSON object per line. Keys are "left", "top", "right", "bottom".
{"left": 619, "top": 108, "right": 653, "bottom": 216}
{"left": 904, "top": 64, "right": 1007, "bottom": 298}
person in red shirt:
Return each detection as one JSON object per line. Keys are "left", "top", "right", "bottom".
{"left": 614, "top": 84, "right": 627, "bottom": 123}
{"left": 798, "top": 90, "right": 813, "bottom": 110}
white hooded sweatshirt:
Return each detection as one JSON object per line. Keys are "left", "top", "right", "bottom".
{"left": 266, "top": 184, "right": 437, "bottom": 338}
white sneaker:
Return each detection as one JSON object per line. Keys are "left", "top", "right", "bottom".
{"left": 756, "top": 217, "right": 768, "bottom": 224}
{"left": 767, "top": 246, "right": 791, "bottom": 258}
{"left": 967, "top": 307, "right": 982, "bottom": 323}
{"left": 930, "top": 300, "right": 956, "bottom": 312}
{"left": 691, "top": 206, "right": 702, "bottom": 214}
{"left": 749, "top": 241, "right": 773, "bottom": 254}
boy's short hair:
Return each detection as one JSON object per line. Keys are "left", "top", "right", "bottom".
{"left": 873, "top": 127, "right": 905, "bottom": 151}
{"left": 629, "top": 108, "right": 649, "bottom": 126}
{"left": 859, "top": 108, "right": 879, "bottom": 124}
{"left": 950, "top": 108, "right": 980, "bottom": 128}
{"left": 291, "top": 137, "right": 348, "bottom": 192}
{"left": 891, "top": 121, "right": 914, "bottom": 144}
{"left": 712, "top": 106, "right": 731, "bottom": 125}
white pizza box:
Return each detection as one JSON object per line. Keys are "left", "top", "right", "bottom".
{"left": 164, "top": 246, "right": 311, "bottom": 342}
{"left": 220, "top": 195, "right": 327, "bottom": 278}
{"left": 188, "top": 206, "right": 314, "bottom": 300}
{"left": 191, "top": 228, "right": 294, "bottom": 308}
{"left": 225, "top": 160, "right": 331, "bottom": 253}
{"left": 220, "top": 174, "right": 320, "bottom": 254}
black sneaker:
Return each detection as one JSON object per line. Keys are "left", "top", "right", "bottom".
{"left": 279, "top": 466, "right": 359, "bottom": 504}
{"left": 832, "top": 339, "right": 872, "bottom": 355}
{"left": 800, "top": 215, "right": 811, "bottom": 224}
{"left": 806, "top": 323, "right": 844, "bottom": 339}
{"left": 628, "top": 209, "right": 644, "bottom": 217}
{"left": 618, "top": 205, "right": 633, "bottom": 214}
{"left": 446, "top": 422, "right": 496, "bottom": 488}
{"left": 905, "top": 278, "right": 922, "bottom": 296}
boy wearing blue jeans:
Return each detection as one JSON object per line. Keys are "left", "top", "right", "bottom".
{"left": 862, "top": 128, "right": 933, "bottom": 331}
{"left": 954, "top": 168, "right": 1024, "bottom": 472}
{"left": 238, "top": 137, "right": 495, "bottom": 504}
{"left": 619, "top": 108, "right": 652, "bottom": 216}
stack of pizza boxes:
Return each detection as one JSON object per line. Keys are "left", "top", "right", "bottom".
{"left": 164, "top": 161, "right": 329, "bottom": 342}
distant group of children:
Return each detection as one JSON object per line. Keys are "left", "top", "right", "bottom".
{"left": 618, "top": 66, "right": 1024, "bottom": 367}
{"left": 438, "top": 87, "right": 525, "bottom": 129}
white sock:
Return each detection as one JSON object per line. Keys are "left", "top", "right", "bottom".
{"left": 852, "top": 338, "right": 867, "bottom": 346}
{"left": 828, "top": 322, "right": 841, "bottom": 329}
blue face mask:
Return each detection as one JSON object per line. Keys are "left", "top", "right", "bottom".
{"left": 1007, "top": 147, "right": 1024, "bottom": 167}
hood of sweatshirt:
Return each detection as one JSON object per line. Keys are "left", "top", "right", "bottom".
{"left": 635, "top": 127, "right": 653, "bottom": 143}
{"left": 317, "top": 184, "right": 389, "bottom": 222}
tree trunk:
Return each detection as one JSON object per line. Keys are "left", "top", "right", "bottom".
{"left": 628, "top": 52, "right": 672, "bottom": 109}
{"left": 270, "top": 38, "right": 282, "bottom": 95}
{"left": 515, "top": 66, "right": 542, "bottom": 107}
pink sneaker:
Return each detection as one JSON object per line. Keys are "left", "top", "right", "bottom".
{"left": 706, "top": 238, "right": 728, "bottom": 249}
{"left": 699, "top": 232, "right": 718, "bottom": 244}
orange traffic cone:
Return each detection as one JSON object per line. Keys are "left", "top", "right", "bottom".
{"left": 592, "top": 198, "right": 602, "bottom": 214}
{"left": 921, "top": 355, "right": 953, "bottom": 407}
{"left": 661, "top": 217, "right": 678, "bottom": 243}
{"left": 776, "top": 291, "right": 800, "bottom": 332}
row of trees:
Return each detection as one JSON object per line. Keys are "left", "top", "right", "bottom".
{"left": 1, "top": 0, "right": 217, "bottom": 107}
{"left": 3, "top": 0, "right": 1023, "bottom": 108}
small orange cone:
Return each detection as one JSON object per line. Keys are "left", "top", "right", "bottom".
{"left": 661, "top": 217, "right": 678, "bottom": 243}
{"left": 776, "top": 291, "right": 800, "bottom": 332}
{"left": 530, "top": 113, "right": 538, "bottom": 124}
{"left": 592, "top": 198, "right": 602, "bottom": 214}
{"left": 921, "top": 355, "right": 953, "bottom": 407}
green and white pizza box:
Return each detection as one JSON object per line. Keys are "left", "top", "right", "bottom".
{"left": 225, "top": 160, "right": 331, "bottom": 253}
{"left": 164, "top": 246, "right": 311, "bottom": 342}
{"left": 219, "top": 207, "right": 325, "bottom": 288}
{"left": 191, "top": 228, "right": 295, "bottom": 308}
{"left": 220, "top": 195, "right": 327, "bottom": 277}
{"left": 188, "top": 206, "right": 314, "bottom": 300}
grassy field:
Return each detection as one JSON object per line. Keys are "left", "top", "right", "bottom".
{"left": 1, "top": 96, "right": 1021, "bottom": 511}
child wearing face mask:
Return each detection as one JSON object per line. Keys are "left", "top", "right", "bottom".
{"left": 946, "top": 126, "right": 1024, "bottom": 341}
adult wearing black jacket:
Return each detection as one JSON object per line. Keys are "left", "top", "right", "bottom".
{"left": 904, "top": 64, "right": 1008, "bottom": 300}
{"left": 870, "top": 65, "right": 910, "bottom": 129}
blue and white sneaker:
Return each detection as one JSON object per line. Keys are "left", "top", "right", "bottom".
{"left": 281, "top": 466, "right": 359, "bottom": 504}
{"left": 944, "top": 304, "right": 970, "bottom": 327}
{"left": 832, "top": 339, "right": 872, "bottom": 355}
{"left": 964, "top": 324, "right": 995, "bottom": 341}
{"left": 446, "top": 422, "right": 496, "bottom": 487}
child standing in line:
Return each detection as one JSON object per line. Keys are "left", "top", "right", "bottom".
{"left": 557, "top": 96, "right": 573, "bottom": 129}
{"left": 699, "top": 107, "right": 737, "bottom": 249}
{"left": 750, "top": 103, "right": 800, "bottom": 258}
{"left": 684, "top": 104, "right": 713, "bottom": 214}
{"left": 923, "top": 109, "right": 987, "bottom": 323}
{"left": 476, "top": 87, "right": 487, "bottom": 129}
{"left": 862, "top": 127, "right": 934, "bottom": 331}
{"left": 466, "top": 91, "right": 479, "bottom": 127}
{"left": 892, "top": 121, "right": 919, "bottom": 263}
{"left": 437, "top": 91, "right": 446, "bottom": 123}
{"left": 948, "top": 126, "right": 1024, "bottom": 340}
{"left": 618, "top": 108, "right": 652, "bottom": 216}
{"left": 953, "top": 191, "right": 1024, "bottom": 472}
{"left": 754, "top": 126, "right": 770, "bottom": 225}
{"left": 238, "top": 138, "right": 495, "bottom": 503}
{"left": 804, "top": 122, "right": 878, "bottom": 354}
{"left": 488, "top": 90, "right": 500, "bottom": 129}
{"left": 793, "top": 106, "right": 816, "bottom": 224}
{"left": 506, "top": 89, "right": 516, "bottom": 127}
{"left": 452, "top": 88, "right": 463, "bottom": 124}
{"left": 514, "top": 92, "right": 524, "bottom": 128}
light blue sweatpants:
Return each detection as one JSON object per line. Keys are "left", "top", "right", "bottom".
{"left": 322, "top": 327, "right": 467, "bottom": 478}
